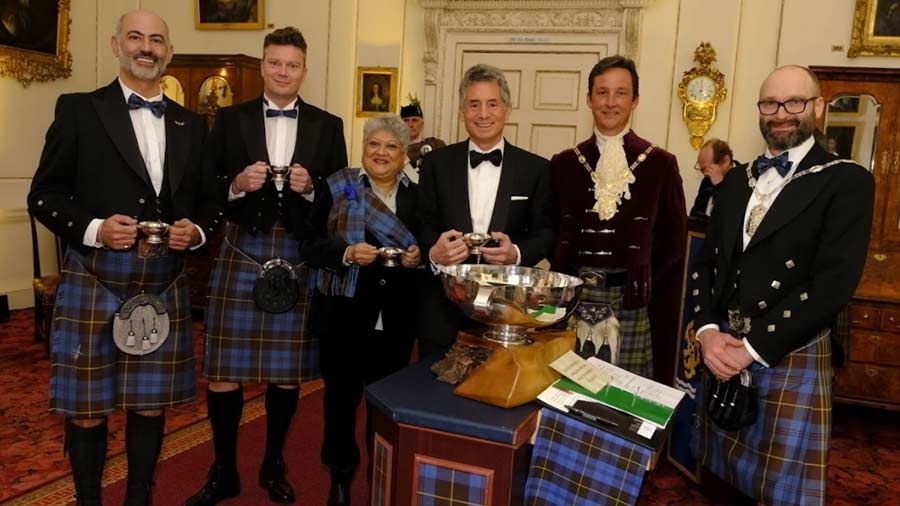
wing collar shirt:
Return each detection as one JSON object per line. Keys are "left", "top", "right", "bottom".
{"left": 82, "top": 79, "right": 205, "bottom": 249}
{"left": 466, "top": 138, "right": 520, "bottom": 265}
{"left": 697, "top": 134, "right": 815, "bottom": 367}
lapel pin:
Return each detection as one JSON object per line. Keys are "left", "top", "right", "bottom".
{"left": 174, "top": 120, "right": 185, "bottom": 126}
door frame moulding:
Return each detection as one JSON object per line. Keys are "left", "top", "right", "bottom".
{"left": 421, "top": 0, "right": 653, "bottom": 140}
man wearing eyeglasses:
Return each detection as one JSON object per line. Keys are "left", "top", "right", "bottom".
{"left": 691, "top": 65, "right": 874, "bottom": 506}
{"left": 689, "top": 138, "right": 738, "bottom": 219}
{"left": 187, "top": 27, "right": 347, "bottom": 506}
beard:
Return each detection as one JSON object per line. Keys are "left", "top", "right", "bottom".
{"left": 117, "top": 44, "right": 168, "bottom": 81}
{"left": 759, "top": 110, "right": 816, "bottom": 152}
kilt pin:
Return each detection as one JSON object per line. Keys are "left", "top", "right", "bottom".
{"left": 50, "top": 247, "right": 194, "bottom": 417}
{"left": 204, "top": 222, "right": 317, "bottom": 384}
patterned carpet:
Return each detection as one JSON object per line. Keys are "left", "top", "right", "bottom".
{"left": 0, "top": 309, "right": 266, "bottom": 504}
{"left": 2, "top": 308, "right": 899, "bottom": 505}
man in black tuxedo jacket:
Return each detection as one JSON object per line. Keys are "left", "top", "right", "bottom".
{"left": 417, "top": 63, "right": 553, "bottom": 357}
{"left": 187, "top": 28, "right": 347, "bottom": 506}
{"left": 28, "top": 9, "right": 218, "bottom": 506}
{"left": 691, "top": 66, "right": 874, "bottom": 506}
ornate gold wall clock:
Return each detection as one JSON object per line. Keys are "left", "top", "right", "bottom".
{"left": 677, "top": 42, "right": 727, "bottom": 150}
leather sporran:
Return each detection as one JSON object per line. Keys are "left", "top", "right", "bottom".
{"left": 706, "top": 368, "right": 758, "bottom": 431}
{"left": 253, "top": 259, "right": 299, "bottom": 314}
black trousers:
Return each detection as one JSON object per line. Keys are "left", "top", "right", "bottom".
{"left": 320, "top": 326, "right": 414, "bottom": 471}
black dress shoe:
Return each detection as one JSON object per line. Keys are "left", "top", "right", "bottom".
{"left": 258, "top": 457, "right": 295, "bottom": 503}
{"left": 327, "top": 468, "right": 353, "bottom": 506}
{"left": 184, "top": 463, "right": 239, "bottom": 506}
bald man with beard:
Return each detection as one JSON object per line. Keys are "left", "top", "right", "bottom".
{"left": 691, "top": 65, "right": 874, "bottom": 506}
{"left": 28, "top": 9, "right": 218, "bottom": 506}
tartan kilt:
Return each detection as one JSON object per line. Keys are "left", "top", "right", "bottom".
{"left": 691, "top": 330, "right": 832, "bottom": 506}
{"left": 577, "top": 269, "right": 653, "bottom": 378}
{"left": 49, "top": 248, "right": 194, "bottom": 417}
{"left": 525, "top": 408, "right": 652, "bottom": 506}
{"left": 204, "top": 222, "right": 317, "bottom": 384}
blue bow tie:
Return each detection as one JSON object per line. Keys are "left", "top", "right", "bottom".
{"left": 265, "top": 108, "right": 298, "bottom": 119}
{"left": 754, "top": 152, "right": 792, "bottom": 177}
{"left": 127, "top": 93, "right": 167, "bottom": 118}
{"left": 470, "top": 149, "right": 502, "bottom": 167}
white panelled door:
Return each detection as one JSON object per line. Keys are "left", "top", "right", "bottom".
{"left": 456, "top": 51, "right": 603, "bottom": 159}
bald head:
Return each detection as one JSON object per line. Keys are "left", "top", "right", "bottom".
{"left": 759, "top": 65, "right": 820, "bottom": 100}
{"left": 115, "top": 9, "right": 170, "bottom": 42}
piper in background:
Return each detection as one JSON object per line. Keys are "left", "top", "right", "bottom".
{"left": 549, "top": 55, "right": 687, "bottom": 383}
{"left": 400, "top": 97, "right": 445, "bottom": 183}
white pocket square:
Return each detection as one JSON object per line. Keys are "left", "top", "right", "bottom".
{"left": 511, "top": 195, "right": 529, "bottom": 201}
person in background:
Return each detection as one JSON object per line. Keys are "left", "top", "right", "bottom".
{"left": 399, "top": 99, "right": 446, "bottom": 183}
{"left": 690, "top": 138, "right": 738, "bottom": 219}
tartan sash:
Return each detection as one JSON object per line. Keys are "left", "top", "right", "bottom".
{"left": 312, "top": 168, "right": 416, "bottom": 297}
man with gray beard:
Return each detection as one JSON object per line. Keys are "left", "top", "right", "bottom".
{"left": 690, "top": 65, "right": 874, "bottom": 505}
{"left": 28, "top": 9, "right": 218, "bottom": 506}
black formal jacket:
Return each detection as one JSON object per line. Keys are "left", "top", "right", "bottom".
{"left": 693, "top": 142, "right": 874, "bottom": 366}
{"left": 28, "top": 79, "right": 219, "bottom": 246}
{"left": 416, "top": 139, "right": 553, "bottom": 347}
{"left": 205, "top": 96, "right": 348, "bottom": 235}
{"left": 299, "top": 175, "right": 421, "bottom": 341}
{"left": 418, "top": 139, "right": 553, "bottom": 265}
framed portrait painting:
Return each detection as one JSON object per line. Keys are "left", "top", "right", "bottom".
{"left": 0, "top": 0, "right": 72, "bottom": 87}
{"left": 195, "top": 0, "right": 265, "bottom": 30}
{"left": 848, "top": 0, "right": 900, "bottom": 56}
{"left": 356, "top": 67, "right": 398, "bottom": 117}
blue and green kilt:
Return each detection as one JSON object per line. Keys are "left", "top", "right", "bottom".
{"left": 204, "top": 222, "right": 317, "bottom": 384}
{"left": 691, "top": 330, "right": 832, "bottom": 506}
{"left": 525, "top": 408, "right": 653, "bottom": 506}
{"left": 49, "top": 247, "right": 194, "bottom": 418}
{"left": 577, "top": 267, "right": 653, "bottom": 378}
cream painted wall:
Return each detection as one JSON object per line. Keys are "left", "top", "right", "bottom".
{"left": 2, "top": 0, "right": 898, "bottom": 309}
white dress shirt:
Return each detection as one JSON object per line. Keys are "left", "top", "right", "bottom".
{"left": 228, "top": 95, "right": 314, "bottom": 202}
{"left": 467, "top": 139, "right": 505, "bottom": 234}
{"left": 697, "top": 135, "right": 816, "bottom": 367}
{"left": 83, "top": 79, "right": 205, "bottom": 250}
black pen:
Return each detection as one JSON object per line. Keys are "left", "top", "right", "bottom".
{"left": 565, "top": 405, "right": 619, "bottom": 428}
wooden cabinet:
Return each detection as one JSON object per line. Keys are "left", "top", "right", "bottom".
{"left": 813, "top": 66, "right": 900, "bottom": 410}
{"left": 161, "top": 54, "right": 263, "bottom": 315}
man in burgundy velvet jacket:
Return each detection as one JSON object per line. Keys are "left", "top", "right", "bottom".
{"left": 550, "top": 55, "right": 687, "bottom": 383}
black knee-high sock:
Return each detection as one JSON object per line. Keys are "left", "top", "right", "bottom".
{"left": 208, "top": 386, "right": 243, "bottom": 473}
{"left": 264, "top": 383, "right": 298, "bottom": 462}
{"left": 124, "top": 411, "right": 165, "bottom": 504}
{"left": 66, "top": 419, "right": 108, "bottom": 504}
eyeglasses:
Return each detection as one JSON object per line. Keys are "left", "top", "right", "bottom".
{"left": 757, "top": 97, "right": 818, "bottom": 115}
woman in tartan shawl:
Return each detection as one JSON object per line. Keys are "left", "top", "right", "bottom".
{"left": 300, "top": 115, "right": 422, "bottom": 506}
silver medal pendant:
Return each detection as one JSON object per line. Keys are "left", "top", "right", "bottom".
{"left": 746, "top": 203, "right": 768, "bottom": 237}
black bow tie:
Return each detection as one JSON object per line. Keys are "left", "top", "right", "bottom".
{"left": 754, "top": 152, "right": 792, "bottom": 177}
{"left": 469, "top": 149, "right": 502, "bottom": 167}
{"left": 127, "top": 93, "right": 167, "bottom": 118}
{"left": 265, "top": 108, "right": 298, "bottom": 119}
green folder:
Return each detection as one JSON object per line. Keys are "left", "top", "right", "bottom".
{"left": 555, "top": 378, "right": 674, "bottom": 428}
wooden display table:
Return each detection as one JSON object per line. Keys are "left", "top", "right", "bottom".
{"left": 366, "top": 359, "right": 539, "bottom": 506}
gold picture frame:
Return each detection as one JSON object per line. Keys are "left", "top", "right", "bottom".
{"left": 0, "top": 0, "right": 72, "bottom": 88}
{"left": 195, "top": 0, "right": 265, "bottom": 30}
{"left": 848, "top": 0, "right": 900, "bottom": 57}
{"left": 355, "top": 67, "right": 398, "bottom": 117}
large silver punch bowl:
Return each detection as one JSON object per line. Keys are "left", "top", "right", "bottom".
{"left": 439, "top": 264, "right": 584, "bottom": 345}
